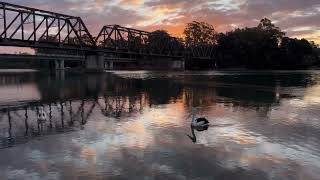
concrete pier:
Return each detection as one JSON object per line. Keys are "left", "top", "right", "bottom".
{"left": 55, "top": 70, "right": 65, "bottom": 81}
{"left": 170, "top": 60, "right": 185, "bottom": 70}
{"left": 105, "top": 61, "right": 114, "bottom": 70}
{"left": 85, "top": 52, "right": 104, "bottom": 72}
{"left": 54, "top": 59, "right": 65, "bottom": 70}
{"left": 137, "top": 58, "right": 185, "bottom": 70}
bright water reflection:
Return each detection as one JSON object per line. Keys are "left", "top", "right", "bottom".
{"left": 0, "top": 70, "right": 320, "bottom": 180}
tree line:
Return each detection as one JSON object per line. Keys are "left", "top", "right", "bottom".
{"left": 183, "top": 18, "right": 319, "bottom": 69}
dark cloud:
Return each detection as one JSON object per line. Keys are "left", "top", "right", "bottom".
{"left": 240, "top": 0, "right": 319, "bottom": 17}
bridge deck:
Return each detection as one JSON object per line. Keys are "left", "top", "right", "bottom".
{"left": 0, "top": 54, "right": 85, "bottom": 61}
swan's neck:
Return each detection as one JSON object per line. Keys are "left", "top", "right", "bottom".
{"left": 191, "top": 108, "right": 197, "bottom": 124}
{"left": 192, "top": 114, "right": 196, "bottom": 123}
{"left": 191, "top": 127, "right": 196, "bottom": 136}
{"left": 191, "top": 127, "right": 196, "bottom": 142}
{"left": 187, "top": 127, "right": 197, "bottom": 143}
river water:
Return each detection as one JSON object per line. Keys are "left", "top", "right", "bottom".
{"left": 0, "top": 70, "right": 319, "bottom": 180}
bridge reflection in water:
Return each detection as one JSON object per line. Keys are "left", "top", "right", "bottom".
{"left": 0, "top": 72, "right": 149, "bottom": 149}
{"left": 0, "top": 71, "right": 320, "bottom": 180}
{"left": 0, "top": 96, "right": 145, "bottom": 149}
{"left": 0, "top": 71, "right": 313, "bottom": 150}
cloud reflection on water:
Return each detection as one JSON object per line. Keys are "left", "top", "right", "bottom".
{"left": 0, "top": 71, "right": 319, "bottom": 179}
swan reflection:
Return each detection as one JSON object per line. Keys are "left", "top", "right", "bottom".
{"left": 187, "top": 125, "right": 209, "bottom": 143}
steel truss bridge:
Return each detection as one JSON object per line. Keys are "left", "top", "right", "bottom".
{"left": 0, "top": 2, "right": 214, "bottom": 60}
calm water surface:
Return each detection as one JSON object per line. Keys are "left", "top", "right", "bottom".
{"left": 0, "top": 70, "right": 320, "bottom": 180}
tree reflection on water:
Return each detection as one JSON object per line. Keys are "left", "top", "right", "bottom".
{"left": 0, "top": 71, "right": 319, "bottom": 180}
{"left": 0, "top": 71, "right": 315, "bottom": 149}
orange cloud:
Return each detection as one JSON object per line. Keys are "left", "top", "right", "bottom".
{"left": 94, "top": 0, "right": 105, "bottom": 6}
{"left": 119, "top": 0, "right": 142, "bottom": 6}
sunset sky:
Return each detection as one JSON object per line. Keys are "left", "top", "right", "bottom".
{"left": 3, "top": 0, "right": 320, "bottom": 44}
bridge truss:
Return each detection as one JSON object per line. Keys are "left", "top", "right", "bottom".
{"left": 0, "top": 2, "right": 184, "bottom": 57}
{"left": 0, "top": 2, "right": 95, "bottom": 50}
{"left": 0, "top": 2, "right": 216, "bottom": 60}
{"left": 0, "top": 93, "right": 144, "bottom": 149}
{"left": 96, "top": 25, "right": 184, "bottom": 57}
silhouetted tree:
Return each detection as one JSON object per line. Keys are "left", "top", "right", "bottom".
{"left": 148, "top": 30, "right": 173, "bottom": 54}
{"left": 213, "top": 18, "right": 318, "bottom": 69}
{"left": 280, "top": 37, "right": 318, "bottom": 68}
{"left": 183, "top": 21, "right": 217, "bottom": 69}
{"left": 184, "top": 21, "right": 217, "bottom": 46}
{"left": 258, "top": 18, "right": 285, "bottom": 41}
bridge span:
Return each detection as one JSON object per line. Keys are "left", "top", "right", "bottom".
{"left": 0, "top": 2, "right": 215, "bottom": 71}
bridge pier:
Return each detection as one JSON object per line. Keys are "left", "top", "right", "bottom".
{"left": 105, "top": 61, "right": 114, "bottom": 70}
{"left": 85, "top": 52, "right": 104, "bottom": 72}
{"left": 170, "top": 60, "right": 185, "bottom": 70}
{"left": 54, "top": 59, "right": 65, "bottom": 70}
{"left": 139, "top": 58, "right": 185, "bottom": 70}
{"left": 55, "top": 70, "right": 65, "bottom": 81}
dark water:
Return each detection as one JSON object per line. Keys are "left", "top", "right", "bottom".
{"left": 0, "top": 70, "right": 320, "bottom": 180}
